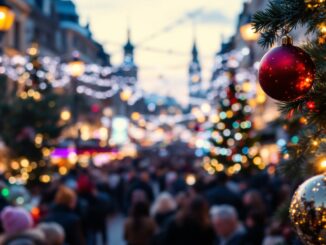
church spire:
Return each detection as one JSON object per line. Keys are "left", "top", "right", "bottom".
{"left": 191, "top": 23, "right": 199, "bottom": 63}
{"left": 127, "top": 26, "right": 131, "bottom": 43}
{"left": 192, "top": 39, "right": 199, "bottom": 63}
{"left": 188, "top": 33, "right": 202, "bottom": 99}
{"left": 124, "top": 26, "right": 134, "bottom": 56}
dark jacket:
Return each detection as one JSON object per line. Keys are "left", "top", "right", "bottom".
{"left": 164, "top": 218, "right": 215, "bottom": 245}
{"left": 154, "top": 210, "right": 175, "bottom": 229}
{"left": 42, "top": 204, "right": 85, "bottom": 245}
{"left": 77, "top": 192, "right": 111, "bottom": 231}
{"left": 214, "top": 233, "right": 247, "bottom": 245}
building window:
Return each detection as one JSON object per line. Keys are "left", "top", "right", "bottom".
{"left": 14, "top": 21, "right": 21, "bottom": 50}
{"left": 61, "top": 31, "right": 67, "bottom": 52}
{"left": 55, "top": 31, "right": 62, "bottom": 52}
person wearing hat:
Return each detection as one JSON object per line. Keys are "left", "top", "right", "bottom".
{"left": 42, "top": 186, "right": 85, "bottom": 245}
{"left": 0, "top": 206, "right": 45, "bottom": 245}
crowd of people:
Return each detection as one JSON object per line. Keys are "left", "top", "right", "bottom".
{"left": 0, "top": 156, "right": 302, "bottom": 245}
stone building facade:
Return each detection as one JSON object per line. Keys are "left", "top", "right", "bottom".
{"left": 2, "top": 0, "right": 109, "bottom": 64}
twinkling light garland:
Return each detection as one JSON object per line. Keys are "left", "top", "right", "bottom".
{"left": 0, "top": 44, "right": 259, "bottom": 126}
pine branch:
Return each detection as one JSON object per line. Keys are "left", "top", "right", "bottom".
{"left": 278, "top": 151, "right": 306, "bottom": 181}
{"left": 257, "top": 31, "right": 280, "bottom": 49}
{"left": 303, "top": 41, "right": 326, "bottom": 73}
{"left": 252, "top": 0, "right": 325, "bottom": 48}
{"left": 278, "top": 99, "right": 305, "bottom": 115}
{"left": 279, "top": 126, "right": 326, "bottom": 180}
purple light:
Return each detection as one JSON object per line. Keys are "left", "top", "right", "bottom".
{"left": 51, "top": 148, "right": 75, "bottom": 158}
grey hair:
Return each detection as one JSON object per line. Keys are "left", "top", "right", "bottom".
{"left": 210, "top": 205, "right": 238, "bottom": 221}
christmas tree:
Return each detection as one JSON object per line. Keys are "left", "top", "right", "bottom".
{"left": 0, "top": 44, "right": 67, "bottom": 185}
{"left": 253, "top": 0, "right": 326, "bottom": 243}
{"left": 205, "top": 70, "right": 261, "bottom": 175}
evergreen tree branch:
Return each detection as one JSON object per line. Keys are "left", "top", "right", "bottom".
{"left": 252, "top": 0, "right": 325, "bottom": 48}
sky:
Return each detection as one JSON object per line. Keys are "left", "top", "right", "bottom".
{"left": 76, "top": 0, "right": 243, "bottom": 104}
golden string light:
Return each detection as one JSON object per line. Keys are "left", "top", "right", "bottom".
{"left": 60, "top": 110, "right": 71, "bottom": 121}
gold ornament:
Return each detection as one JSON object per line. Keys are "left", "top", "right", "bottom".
{"left": 305, "top": 0, "right": 325, "bottom": 9}
{"left": 289, "top": 174, "right": 326, "bottom": 244}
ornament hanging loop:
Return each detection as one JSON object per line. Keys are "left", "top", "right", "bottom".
{"left": 281, "top": 35, "right": 293, "bottom": 45}
{"left": 281, "top": 25, "right": 293, "bottom": 45}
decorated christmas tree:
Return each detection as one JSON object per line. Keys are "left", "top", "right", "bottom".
{"left": 253, "top": 0, "right": 325, "bottom": 243}
{"left": 205, "top": 70, "right": 261, "bottom": 175}
{"left": 0, "top": 44, "right": 67, "bottom": 185}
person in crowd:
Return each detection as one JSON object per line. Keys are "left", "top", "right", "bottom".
{"left": 164, "top": 196, "right": 215, "bottom": 245}
{"left": 164, "top": 171, "right": 177, "bottom": 194}
{"left": 262, "top": 220, "right": 286, "bottom": 245}
{"left": 126, "top": 171, "right": 154, "bottom": 209}
{"left": 0, "top": 206, "right": 45, "bottom": 245}
{"left": 76, "top": 173, "right": 110, "bottom": 245}
{"left": 210, "top": 204, "right": 247, "bottom": 245}
{"left": 204, "top": 173, "right": 242, "bottom": 211}
{"left": 42, "top": 186, "right": 85, "bottom": 245}
{"left": 169, "top": 172, "right": 187, "bottom": 195}
{"left": 37, "top": 222, "right": 65, "bottom": 245}
{"left": 124, "top": 201, "right": 156, "bottom": 245}
{"left": 108, "top": 171, "right": 124, "bottom": 211}
{"left": 242, "top": 190, "right": 266, "bottom": 215}
{"left": 151, "top": 192, "right": 177, "bottom": 229}
{"left": 241, "top": 190, "right": 266, "bottom": 244}
{"left": 174, "top": 191, "right": 189, "bottom": 210}
{"left": 244, "top": 210, "right": 266, "bottom": 245}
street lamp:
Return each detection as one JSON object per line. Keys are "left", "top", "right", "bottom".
{"left": 27, "top": 42, "right": 39, "bottom": 57}
{"left": 68, "top": 52, "right": 85, "bottom": 78}
{"left": 240, "top": 17, "right": 260, "bottom": 65}
{"left": 68, "top": 52, "right": 85, "bottom": 157}
{"left": 240, "top": 23, "right": 260, "bottom": 42}
{"left": 0, "top": 0, "right": 15, "bottom": 53}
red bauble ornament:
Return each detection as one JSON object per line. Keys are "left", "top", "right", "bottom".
{"left": 258, "top": 36, "right": 315, "bottom": 101}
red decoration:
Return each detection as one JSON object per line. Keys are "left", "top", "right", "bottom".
{"left": 306, "top": 100, "right": 316, "bottom": 111}
{"left": 91, "top": 104, "right": 100, "bottom": 113}
{"left": 287, "top": 109, "right": 295, "bottom": 119}
{"left": 30, "top": 207, "right": 41, "bottom": 223}
{"left": 258, "top": 36, "right": 315, "bottom": 101}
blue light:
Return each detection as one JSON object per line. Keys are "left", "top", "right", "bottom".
{"left": 195, "top": 149, "right": 204, "bottom": 157}
{"left": 221, "top": 148, "right": 228, "bottom": 155}
{"left": 232, "top": 122, "right": 239, "bottom": 128}
{"left": 282, "top": 148, "right": 288, "bottom": 154}
{"left": 203, "top": 141, "right": 211, "bottom": 150}
{"left": 291, "top": 136, "right": 299, "bottom": 144}
{"left": 242, "top": 147, "right": 249, "bottom": 154}
{"left": 219, "top": 112, "right": 227, "bottom": 119}
{"left": 277, "top": 139, "right": 287, "bottom": 147}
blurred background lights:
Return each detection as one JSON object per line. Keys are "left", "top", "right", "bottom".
{"left": 60, "top": 110, "right": 71, "bottom": 121}
{"left": 185, "top": 174, "right": 196, "bottom": 186}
